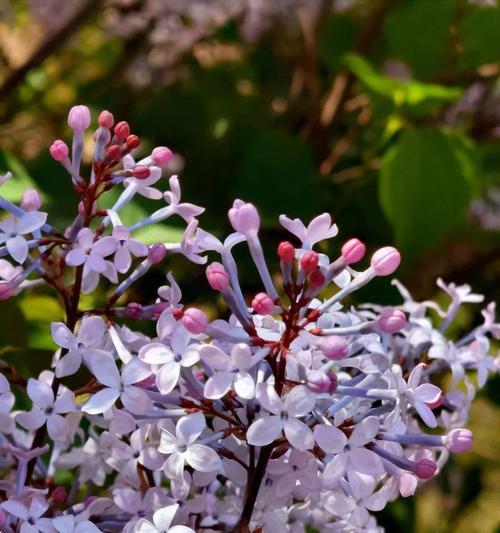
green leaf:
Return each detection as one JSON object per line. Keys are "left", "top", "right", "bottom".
{"left": 460, "top": 6, "right": 500, "bottom": 68}
{"left": 383, "top": 1, "right": 454, "bottom": 76}
{"left": 133, "top": 224, "right": 185, "bottom": 245}
{"left": 344, "top": 54, "right": 461, "bottom": 113}
{"left": 318, "top": 15, "right": 356, "bottom": 71}
{"left": 379, "top": 128, "right": 474, "bottom": 259}
{"left": 0, "top": 149, "right": 39, "bottom": 202}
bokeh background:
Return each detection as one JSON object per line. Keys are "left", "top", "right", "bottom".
{"left": 0, "top": 0, "right": 499, "bottom": 531}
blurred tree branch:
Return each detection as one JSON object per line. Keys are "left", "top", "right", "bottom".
{"left": 0, "top": 0, "right": 102, "bottom": 102}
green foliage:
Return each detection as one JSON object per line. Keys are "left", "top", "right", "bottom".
{"left": 459, "top": 7, "right": 500, "bottom": 68}
{"left": 383, "top": 0, "right": 454, "bottom": 77}
{"left": 0, "top": 150, "right": 39, "bottom": 202}
{"left": 345, "top": 53, "right": 462, "bottom": 114}
{"left": 379, "top": 128, "right": 474, "bottom": 259}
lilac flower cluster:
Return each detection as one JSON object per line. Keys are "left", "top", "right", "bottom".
{"left": 0, "top": 105, "right": 498, "bottom": 533}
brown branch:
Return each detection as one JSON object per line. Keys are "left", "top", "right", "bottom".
{"left": 0, "top": 0, "right": 102, "bottom": 101}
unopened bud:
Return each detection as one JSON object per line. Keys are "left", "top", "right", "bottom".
{"left": 309, "top": 270, "right": 325, "bottom": 289}
{"left": 378, "top": 308, "right": 406, "bottom": 334}
{"left": 228, "top": 199, "right": 260, "bottom": 234}
{"left": 21, "top": 188, "right": 42, "bottom": 211}
{"left": 206, "top": 262, "right": 230, "bottom": 291}
{"left": 148, "top": 244, "right": 166, "bottom": 264}
{"left": 300, "top": 251, "right": 319, "bottom": 273}
{"left": 114, "top": 121, "right": 130, "bottom": 140}
{"left": 98, "top": 110, "right": 114, "bottom": 129}
{"left": 414, "top": 459, "right": 437, "bottom": 479}
{"left": 182, "top": 308, "right": 208, "bottom": 334}
{"left": 277, "top": 241, "right": 295, "bottom": 263}
{"left": 0, "top": 282, "right": 14, "bottom": 301}
{"left": 132, "top": 166, "right": 150, "bottom": 180}
{"left": 152, "top": 146, "right": 173, "bottom": 165}
{"left": 51, "top": 486, "right": 68, "bottom": 504}
{"left": 107, "top": 144, "right": 121, "bottom": 159}
{"left": 371, "top": 247, "right": 401, "bottom": 276}
{"left": 125, "top": 302, "right": 143, "bottom": 319}
{"left": 319, "top": 336, "right": 348, "bottom": 360}
{"left": 307, "top": 370, "right": 337, "bottom": 393}
{"left": 68, "top": 105, "right": 91, "bottom": 132}
{"left": 126, "top": 135, "right": 140, "bottom": 150}
{"left": 445, "top": 428, "right": 473, "bottom": 453}
{"left": 341, "top": 238, "right": 366, "bottom": 264}
{"left": 251, "top": 292, "right": 274, "bottom": 315}
{"left": 49, "top": 140, "right": 69, "bottom": 162}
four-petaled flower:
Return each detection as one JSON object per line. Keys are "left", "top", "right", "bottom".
{"left": 0, "top": 211, "right": 47, "bottom": 263}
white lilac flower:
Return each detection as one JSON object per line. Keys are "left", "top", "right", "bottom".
{"left": 52, "top": 515, "right": 101, "bottom": 533}
{"left": 0, "top": 211, "right": 47, "bottom": 263}
{"left": 139, "top": 325, "right": 199, "bottom": 394}
{"left": 82, "top": 356, "right": 153, "bottom": 415}
{"left": 111, "top": 225, "right": 149, "bottom": 273}
{"left": 159, "top": 413, "right": 221, "bottom": 478}
{"left": 200, "top": 343, "right": 265, "bottom": 400}
{"left": 16, "top": 378, "right": 74, "bottom": 441}
{"left": 246, "top": 384, "right": 316, "bottom": 451}
{"left": 1, "top": 496, "right": 54, "bottom": 533}
{"left": 51, "top": 315, "right": 109, "bottom": 377}
{"left": 134, "top": 503, "right": 195, "bottom": 533}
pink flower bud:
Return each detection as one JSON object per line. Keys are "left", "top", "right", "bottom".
{"left": 148, "top": 243, "right": 166, "bottom": 264}
{"left": 309, "top": 270, "right": 325, "bottom": 289}
{"left": 98, "top": 110, "right": 114, "bottom": 129}
{"left": 341, "top": 238, "right": 366, "bottom": 264}
{"left": 182, "top": 308, "right": 208, "bottom": 334}
{"left": 0, "top": 282, "right": 14, "bottom": 301}
{"left": 413, "top": 459, "right": 437, "bottom": 479}
{"left": 114, "top": 121, "right": 130, "bottom": 140}
{"left": 206, "top": 262, "right": 230, "bottom": 291}
{"left": 371, "top": 246, "right": 401, "bottom": 276}
{"left": 445, "top": 428, "right": 473, "bottom": 453}
{"left": 152, "top": 146, "right": 173, "bottom": 165}
{"left": 126, "top": 135, "right": 140, "bottom": 150}
{"left": 378, "top": 308, "right": 406, "bottom": 334}
{"left": 49, "top": 139, "right": 69, "bottom": 162}
{"left": 125, "top": 302, "right": 143, "bottom": 319}
{"left": 152, "top": 302, "right": 169, "bottom": 319}
{"left": 252, "top": 292, "right": 274, "bottom": 315}
{"left": 319, "top": 336, "right": 348, "bottom": 360}
{"left": 307, "top": 370, "right": 337, "bottom": 393}
{"left": 107, "top": 144, "right": 121, "bottom": 159}
{"left": 51, "top": 486, "right": 68, "bottom": 504}
{"left": 68, "top": 105, "right": 91, "bottom": 132}
{"left": 21, "top": 188, "right": 42, "bottom": 211}
{"left": 132, "top": 166, "right": 150, "bottom": 180}
{"left": 228, "top": 199, "right": 260, "bottom": 234}
{"left": 300, "top": 251, "right": 319, "bottom": 273}
{"left": 277, "top": 241, "right": 295, "bottom": 263}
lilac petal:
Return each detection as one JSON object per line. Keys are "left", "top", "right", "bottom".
{"left": 134, "top": 519, "right": 158, "bottom": 533}
{"left": 283, "top": 418, "right": 314, "bottom": 451}
{"left": 82, "top": 388, "right": 120, "bottom": 414}
{"left": 89, "top": 354, "right": 120, "bottom": 388}
{"left": 414, "top": 383, "right": 441, "bottom": 403}
{"left": 322, "top": 454, "right": 347, "bottom": 486}
{"left": 199, "top": 345, "right": 231, "bottom": 370}
{"left": 128, "top": 238, "right": 149, "bottom": 257}
{"left": 65, "top": 247, "right": 87, "bottom": 267}
{"left": 165, "top": 452, "right": 185, "bottom": 478}
{"left": 348, "top": 447, "right": 384, "bottom": 475}
{"left": 27, "top": 378, "right": 54, "bottom": 409}
{"left": 176, "top": 412, "right": 206, "bottom": 445}
{"left": 204, "top": 371, "right": 234, "bottom": 399}
{"left": 313, "top": 425, "right": 347, "bottom": 454}
{"left": 92, "top": 236, "right": 117, "bottom": 257}
{"left": 156, "top": 362, "right": 181, "bottom": 394}
{"left": 121, "top": 386, "right": 153, "bottom": 415}
{"left": 87, "top": 253, "right": 106, "bottom": 273}
{"left": 115, "top": 245, "right": 132, "bottom": 273}
{"left": 2, "top": 500, "right": 28, "bottom": 520}
{"left": 159, "top": 429, "right": 178, "bottom": 454}
{"left": 121, "top": 358, "right": 152, "bottom": 386}
{"left": 7, "top": 235, "right": 28, "bottom": 263}
{"left": 78, "top": 315, "right": 106, "bottom": 345}
{"left": 185, "top": 444, "right": 221, "bottom": 473}
{"left": 153, "top": 504, "right": 179, "bottom": 530}
{"left": 77, "top": 227, "right": 93, "bottom": 247}
{"left": 346, "top": 467, "right": 376, "bottom": 500}
{"left": 18, "top": 211, "right": 47, "bottom": 234}
{"left": 51, "top": 322, "right": 76, "bottom": 350}
{"left": 255, "top": 383, "right": 282, "bottom": 416}
{"left": 47, "top": 413, "right": 68, "bottom": 441}
{"left": 349, "top": 416, "right": 379, "bottom": 446}
{"left": 55, "top": 350, "right": 82, "bottom": 378}
{"left": 284, "top": 385, "right": 316, "bottom": 418}
{"left": 233, "top": 371, "right": 255, "bottom": 400}
{"left": 139, "top": 343, "right": 174, "bottom": 365}
{"left": 16, "top": 409, "right": 45, "bottom": 431}
{"left": 246, "top": 416, "right": 283, "bottom": 446}
{"left": 414, "top": 400, "right": 438, "bottom": 428}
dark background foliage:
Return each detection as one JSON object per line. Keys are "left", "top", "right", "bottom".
{"left": 0, "top": 1, "right": 498, "bottom": 531}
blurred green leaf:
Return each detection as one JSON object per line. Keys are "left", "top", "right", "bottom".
{"left": 236, "top": 130, "right": 317, "bottom": 224}
{"left": 379, "top": 128, "right": 474, "bottom": 259}
{"left": 318, "top": 15, "right": 356, "bottom": 71}
{"left": 133, "top": 224, "right": 185, "bottom": 245}
{"left": 345, "top": 54, "right": 461, "bottom": 113}
{"left": 383, "top": 0, "right": 453, "bottom": 76}
{"left": 0, "top": 150, "right": 39, "bottom": 202}
{"left": 460, "top": 6, "right": 500, "bottom": 68}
